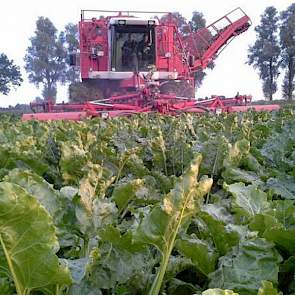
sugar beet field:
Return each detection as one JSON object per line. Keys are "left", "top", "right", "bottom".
{"left": 0, "top": 109, "right": 295, "bottom": 295}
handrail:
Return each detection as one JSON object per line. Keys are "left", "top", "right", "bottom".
{"left": 207, "top": 7, "right": 251, "bottom": 29}
{"left": 81, "top": 9, "right": 170, "bottom": 20}
{"left": 187, "top": 9, "right": 251, "bottom": 71}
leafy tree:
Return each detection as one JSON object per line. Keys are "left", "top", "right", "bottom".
{"left": 0, "top": 53, "right": 22, "bottom": 95}
{"left": 161, "top": 12, "right": 187, "bottom": 33}
{"left": 62, "top": 23, "right": 80, "bottom": 83}
{"left": 248, "top": 7, "right": 280, "bottom": 101}
{"left": 190, "top": 11, "right": 206, "bottom": 32}
{"left": 280, "top": 3, "right": 295, "bottom": 100}
{"left": 24, "top": 17, "right": 67, "bottom": 101}
{"left": 64, "top": 23, "right": 79, "bottom": 53}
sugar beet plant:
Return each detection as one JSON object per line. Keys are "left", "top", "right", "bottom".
{"left": 0, "top": 109, "right": 295, "bottom": 295}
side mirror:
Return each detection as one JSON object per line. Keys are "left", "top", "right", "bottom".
{"left": 69, "top": 53, "right": 77, "bottom": 66}
{"left": 189, "top": 55, "right": 195, "bottom": 67}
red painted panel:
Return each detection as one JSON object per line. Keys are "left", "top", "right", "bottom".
{"left": 22, "top": 112, "right": 89, "bottom": 121}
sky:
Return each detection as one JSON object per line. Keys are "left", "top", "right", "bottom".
{"left": 0, "top": 0, "right": 293, "bottom": 107}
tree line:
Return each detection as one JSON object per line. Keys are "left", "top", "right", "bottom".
{"left": 248, "top": 4, "right": 295, "bottom": 101}
{"left": 0, "top": 18, "right": 79, "bottom": 103}
{"left": 0, "top": 4, "right": 294, "bottom": 102}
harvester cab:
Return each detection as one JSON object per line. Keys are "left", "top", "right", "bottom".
{"left": 110, "top": 17, "right": 156, "bottom": 72}
{"left": 74, "top": 10, "right": 176, "bottom": 98}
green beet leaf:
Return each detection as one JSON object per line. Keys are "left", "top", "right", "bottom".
{"left": 112, "top": 178, "right": 146, "bottom": 212}
{"left": 202, "top": 289, "right": 239, "bottom": 295}
{"left": 208, "top": 238, "right": 282, "bottom": 295}
{"left": 175, "top": 235, "right": 218, "bottom": 276}
{"left": 86, "top": 228, "right": 154, "bottom": 293}
{"left": 150, "top": 128, "right": 168, "bottom": 175}
{"left": 167, "top": 278, "right": 200, "bottom": 295}
{"left": 221, "top": 139, "right": 263, "bottom": 184}
{"left": 4, "top": 168, "right": 84, "bottom": 257}
{"left": 63, "top": 258, "right": 88, "bottom": 284}
{"left": 79, "top": 163, "right": 115, "bottom": 212}
{"left": 257, "top": 281, "right": 282, "bottom": 295}
{"left": 250, "top": 200, "right": 295, "bottom": 254}
{"left": 222, "top": 167, "right": 261, "bottom": 185}
{"left": 223, "top": 139, "right": 250, "bottom": 168}
{"left": 0, "top": 182, "right": 72, "bottom": 295}
{"left": 225, "top": 183, "right": 270, "bottom": 222}
{"left": 264, "top": 228, "right": 295, "bottom": 255}
{"left": 165, "top": 255, "right": 195, "bottom": 282}
{"left": 0, "top": 277, "right": 14, "bottom": 295}
{"left": 60, "top": 142, "right": 88, "bottom": 184}
{"left": 199, "top": 212, "right": 240, "bottom": 256}
{"left": 4, "top": 168, "right": 61, "bottom": 217}
{"left": 265, "top": 177, "right": 295, "bottom": 200}
{"left": 134, "top": 154, "right": 213, "bottom": 295}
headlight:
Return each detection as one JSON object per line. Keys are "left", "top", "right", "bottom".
{"left": 118, "top": 20, "right": 126, "bottom": 25}
{"left": 96, "top": 26, "right": 102, "bottom": 36}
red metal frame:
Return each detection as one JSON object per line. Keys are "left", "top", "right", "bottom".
{"left": 22, "top": 91, "right": 279, "bottom": 121}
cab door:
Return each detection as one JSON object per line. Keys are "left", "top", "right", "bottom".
{"left": 155, "top": 24, "right": 173, "bottom": 72}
